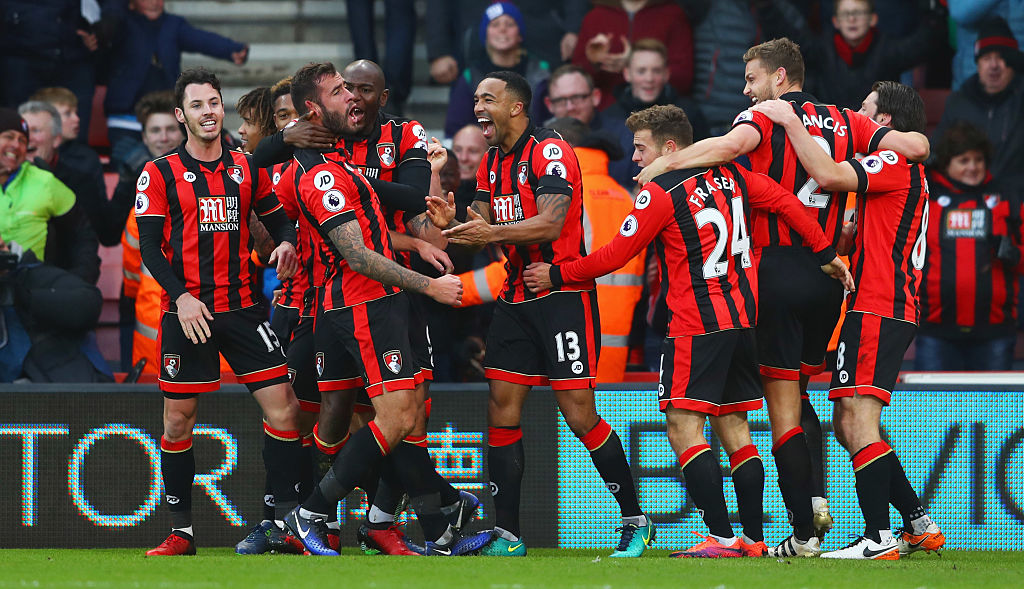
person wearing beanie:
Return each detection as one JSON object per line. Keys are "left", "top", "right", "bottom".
{"left": 0, "top": 108, "right": 78, "bottom": 267}
{"left": 933, "top": 16, "right": 1024, "bottom": 187}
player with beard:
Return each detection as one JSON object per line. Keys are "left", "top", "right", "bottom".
{"left": 636, "top": 38, "right": 930, "bottom": 556}
{"left": 282, "top": 62, "right": 492, "bottom": 557}
{"left": 426, "top": 71, "right": 650, "bottom": 558}
{"left": 138, "top": 68, "right": 304, "bottom": 556}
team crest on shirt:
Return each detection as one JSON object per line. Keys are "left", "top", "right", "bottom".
{"left": 228, "top": 165, "right": 244, "bottom": 184}
{"left": 315, "top": 352, "right": 325, "bottom": 377}
{"left": 183, "top": 171, "right": 196, "bottom": 183}
{"left": 383, "top": 350, "right": 403, "bottom": 374}
{"left": 287, "top": 368, "right": 296, "bottom": 384}
{"left": 135, "top": 192, "right": 149, "bottom": 214}
{"left": 378, "top": 143, "right": 396, "bottom": 167}
{"left": 518, "top": 162, "right": 528, "bottom": 185}
{"left": 163, "top": 354, "right": 180, "bottom": 379}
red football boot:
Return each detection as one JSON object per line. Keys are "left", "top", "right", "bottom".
{"left": 146, "top": 531, "right": 196, "bottom": 556}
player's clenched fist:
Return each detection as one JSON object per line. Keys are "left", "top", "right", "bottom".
{"left": 425, "top": 274, "right": 464, "bottom": 306}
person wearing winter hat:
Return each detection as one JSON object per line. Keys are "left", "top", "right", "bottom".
{"left": 0, "top": 107, "right": 76, "bottom": 264}
{"left": 933, "top": 17, "right": 1024, "bottom": 186}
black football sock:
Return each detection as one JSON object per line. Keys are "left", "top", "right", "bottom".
{"left": 800, "top": 397, "right": 826, "bottom": 497}
{"left": 262, "top": 424, "right": 304, "bottom": 519}
{"left": 679, "top": 444, "right": 733, "bottom": 538}
{"left": 355, "top": 454, "right": 382, "bottom": 507}
{"left": 488, "top": 426, "right": 525, "bottom": 539}
{"left": 262, "top": 474, "right": 275, "bottom": 522}
{"left": 160, "top": 436, "right": 194, "bottom": 531}
{"left": 580, "top": 419, "right": 642, "bottom": 518}
{"left": 367, "top": 457, "right": 404, "bottom": 528}
{"left": 886, "top": 452, "right": 925, "bottom": 530}
{"left": 305, "top": 422, "right": 388, "bottom": 515}
{"left": 392, "top": 440, "right": 448, "bottom": 541}
{"left": 852, "top": 442, "right": 892, "bottom": 543}
{"left": 729, "top": 445, "right": 764, "bottom": 543}
{"left": 772, "top": 427, "right": 814, "bottom": 540}
{"left": 298, "top": 435, "right": 315, "bottom": 502}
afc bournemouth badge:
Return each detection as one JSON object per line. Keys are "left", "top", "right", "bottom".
{"left": 228, "top": 165, "right": 244, "bottom": 185}
{"left": 315, "top": 352, "right": 325, "bottom": 377}
{"left": 163, "top": 354, "right": 181, "bottom": 379}
{"left": 383, "top": 350, "right": 403, "bottom": 374}
{"left": 518, "top": 162, "right": 528, "bottom": 185}
{"left": 377, "top": 143, "right": 395, "bottom": 167}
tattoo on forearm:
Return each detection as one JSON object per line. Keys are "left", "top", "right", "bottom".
{"left": 249, "top": 211, "right": 275, "bottom": 261}
{"left": 536, "top": 193, "right": 570, "bottom": 226}
{"left": 470, "top": 200, "right": 493, "bottom": 224}
{"left": 327, "top": 222, "right": 430, "bottom": 293}
{"left": 407, "top": 212, "right": 433, "bottom": 238}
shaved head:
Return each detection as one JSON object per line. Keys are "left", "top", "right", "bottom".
{"left": 343, "top": 59, "right": 386, "bottom": 91}
{"left": 342, "top": 59, "right": 388, "bottom": 135}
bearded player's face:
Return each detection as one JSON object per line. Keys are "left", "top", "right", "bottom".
{"left": 315, "top": 72, "right": 357, "bottom": 137}
{"left": 742, "top": 59, "right": 776, "bottom": 105}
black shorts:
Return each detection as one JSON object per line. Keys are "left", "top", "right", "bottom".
{"left": 484, "top": 290, "right": 600, "bottom": 391}
{"left": 659, "top": 328, "right": 762, "bottom": 415}
{"left": 314, "top": 293, "right": 419, "bottom": 397}
{"left": 756, "top": 246, "right": 845, "bottom": 380}
{"left": 158, "top": 304, "right": 288, "bottom": 396}
{"left": 285, "top": 314, "right": 319, "bottom": 411}
{"left": 407, "top": 292, "right": 434, "bottom": 382}
{"left": 829, "top": 311, "right": 916, "bottom": 406}
{"left": 270, "top": 305, "right": 301, "bottom": 352}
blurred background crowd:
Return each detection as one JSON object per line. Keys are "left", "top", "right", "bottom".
{"left": 2, "top": 0, "right": 1022, "bottom": 383}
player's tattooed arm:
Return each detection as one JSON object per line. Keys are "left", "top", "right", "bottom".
{"left": 327, "top": 221, "right": 462, "bottom": 304}
{"left": 406, "top": 211, "right": 447, "bottom": 249}
{"left": 249, "top": 211, "right": 275, "bottom": 264}
{"left": 486, "top": 192, "right": 569, "bottom": 245}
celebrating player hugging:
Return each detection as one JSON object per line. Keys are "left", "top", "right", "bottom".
{"left": 139, "top": 36, "right": 945, "bottom": 560}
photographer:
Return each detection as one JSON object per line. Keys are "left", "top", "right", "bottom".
{"left": 0, "top": 239, "right": 111, "bottom": 383}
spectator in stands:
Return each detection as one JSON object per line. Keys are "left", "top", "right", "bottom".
{"left": 686, "top": 0, "right": 762, "bottom": 135}
{"left": 0, "top": 238, "right": 110, "bottom": 383}
{"left": 547, "top": 117, "right": 644, "bottom": 382}
{"left": 572, "top": 0, "right": 693, "bottom": 110}
{"left": 933, "top": 17, "right": 1024, "bottom": 187}
{"left": 347, "top": 0, "right": 416, "bottom": 114}
{"left": 17, "top": 101, "right": 101, "bottom": 285}
{"left": 29, "top": 88, "right": 106, "bottom": 218}
{"left": 0, "top": 0, "right": 125, "bottom": 140}
{"left": 236, "top": 87, "right": 276, "bottom": 154}
{"left": 425, "top": 0, "right": 587, "bottom": 84}
{"left": 754, "top": 0, "right": 947, "bottom": 110}
{"left": 949, "top": 1, "right": 1024, "bottom": 89}
{"left": 543, "top": 65, "right": 634, "bottom": 189}
{"left": 104, "top": 0, "right": 248, "bottom": 169}
{"left": 917, "top": 122, "right": 1024, "bottom": 371}
{"left": 444, "top": 2, "right": 552, "bottom": 137}
{"left": 602, "top": 39, "right": 711, "bottom": 174}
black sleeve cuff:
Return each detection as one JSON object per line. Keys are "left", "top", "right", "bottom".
{"left": 474, "top": 190, "right": 491, "bottom": 202}
{"left": 319, "top": 210, "right": 357, "bottom": 235}
{"left": 252, "top": 131, "right": 294, "bottom": 168}
{"left": 868, "top": 126, "right": 892, "bottom": 154}
{"left": 550, "top": 264, "right": 564, "bottom": 288}
{"left": 260, "top": 208, "right": 297, "bottom": 246}
{"left": 813, "top": 245, "right": 838, "bottom": 266}
{"left": 537, "top": 177, "right": 572, "bottom": 196}
{"left": 849, "top": 158, "right": 869, "bottom": 193}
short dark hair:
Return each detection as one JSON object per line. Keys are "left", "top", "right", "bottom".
{"left": 546, "top": 117, "right": 589, "bottom": 147}
{"left": 743, "top": 38, "right": 805, "bottom": 86}
{"left": 134, "top": 90, "right": 177, "bottom": 128}
{"left": 271, "top": 77, "right": 293, "bottom": 104}
{"left": 871, "top": 81, "right": 926, "bottom": 133}
{"left": 482, "top": 70, "right": 532, "bottom": 114}
{"left": 626, "top": 105, "right": 693, "bottom": 148}
{"left": 237, "top": 87, "right": 276, "bottom": 138}
{"left": 174, "top": 67, "right": 222, "bottom": 111}
{"left": 291, "top": 62, "right": 337, "bottom": 116}
{"left": 548, "top": 64, "right": 595, "bottom": 92}
{"left": 933, "top": 121, "right": 992, "bottom": 172}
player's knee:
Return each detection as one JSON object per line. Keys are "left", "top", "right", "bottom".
{"left": 162, "top": 412, "right": 193, "bottom": 441}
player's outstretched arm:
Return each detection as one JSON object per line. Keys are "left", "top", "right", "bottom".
{"left": 389, "top": 229, "right": 453, "bottom": 274}
{"left": 878, "top": 130, "right": 930, "bottom": 163}
{"left": 328, "top": 220, "right": 462, "bottom": 305}
{"left": 635, "top": 125, "right": 760, "bottom": 185}
{"left": 449, "top": 192, "right": 568, "bottom": 247}
{"left": 752, "top": 100, "right": 859, "bottom": 192}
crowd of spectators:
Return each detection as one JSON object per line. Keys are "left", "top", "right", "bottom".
{"left": 3, "top": 0, "right": 1024, "bottom": 381}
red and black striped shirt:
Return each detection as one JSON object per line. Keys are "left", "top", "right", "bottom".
{"left": 556, "top": 163, "right": 834, "bottom": 337}
{"left": 845, "top": 150, "right": 929, "bottom": 323}
{"left": 475, "top": 125, "right": 593, "bottom": 302}
{"left": 135, "top": 144, "right": 282, "bottom": 312}
{"left": 920, "top": 171, "right": 1024, "bottom": 335}
{"left": 733, "top": 91, "right": 890, "bottom": 248}
{"left": 272, "top": 160, "right": 316, "bottom": 316}
{"left": 292, "top": 149, "right": 400, "bottom": 311}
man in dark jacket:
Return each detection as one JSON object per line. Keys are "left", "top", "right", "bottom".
{"left": 933, "top": 17, "right": 1024, "bottom": 187}
{"left": 756, "top": 0, "right": 947, "bottom": 110}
